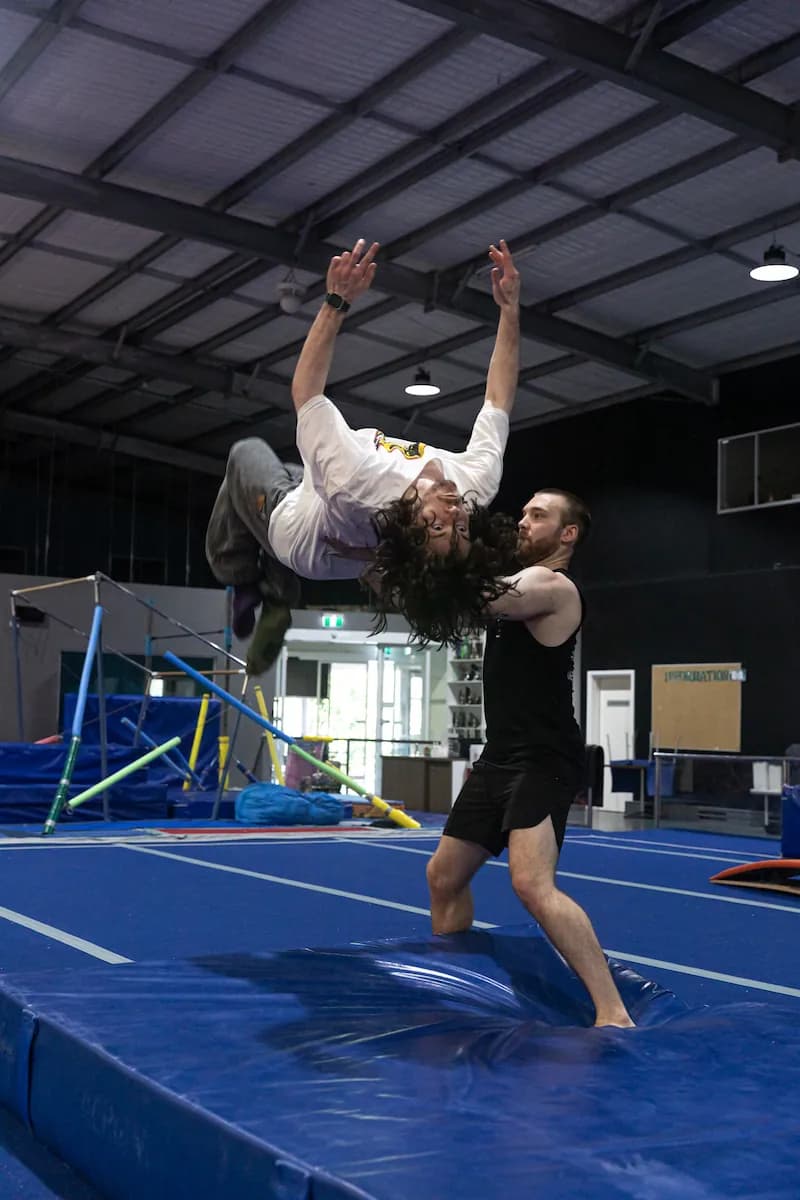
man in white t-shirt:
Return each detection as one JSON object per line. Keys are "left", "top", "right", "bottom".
{"left": 206, "top": 238, "right": 520, "bottom": 673}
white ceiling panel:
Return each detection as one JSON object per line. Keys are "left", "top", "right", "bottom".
{"left": 0, "top": 195, "right": 46, "bottom": 236}
{"left": 329, "top": 157, "right": 512, "bottom": 248}
{"left": 557, "top": 115, "right": 734, "bottom": 200}
{"left": 489, "top": 82, "right": 654, "bottom": 174}
{"left": 153, "top": 299, "right": 262, "bottom": 349}
{"left": 0, "top": 248, "right": 109, "bottom": 314}
{"left": 79, "top": 0, "right": 273, "bottom": 59}
{"left": 237, "top": 0, "right": 451, "bottom": 104}
{"left": 560, "top": 254, "right": 762, "bottom": 336}
{"left": 514, "top": 212, "right": 686, "bottom": 303}
{"left": 0, "top": 10, "right": 40, "bottom": 69}
{"left": 372, "top": 34, "right": 545, "bottom": 131}
{"left": 670, "top": 0, "right": 800, "bottom": 74}
{"left": 75, "top": 274, "right": 184, "bottom": 329}
{"left": 241, "top": 119, "right": 419, "bottom": 221}
{"left": 656, "top": 293, "right": 800, "bottom": 365}
{"left": 632, "top": 150, "right": 800, "bottom": 239}
{"left": 42, "top": 213, "right": 160, "bottom": 262}
{"left": 399, "top": 185, "right": 585, "bottom": 272}
{"left": 110, "top": 75, "right": 331, "bottom": 206}
{"left": 0, "top": 29, "right": 189, "bottom": 173}
{"left": 535, "top": 360, "right": 644, "bottom": 403}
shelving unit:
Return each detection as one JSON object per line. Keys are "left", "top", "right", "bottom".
{"left": 446, "top": 633, "right": 485, "bottom": 759}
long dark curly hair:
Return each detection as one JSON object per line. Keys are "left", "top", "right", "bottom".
{"left": 365, "top": 496, "right": 520, "bottom": 647}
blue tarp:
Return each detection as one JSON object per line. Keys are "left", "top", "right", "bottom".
{"left": 235, "top": 783, "right": 344, "bottom": 826}
{"left": 1, "top": 925, "right": 799, "bottom": 1198}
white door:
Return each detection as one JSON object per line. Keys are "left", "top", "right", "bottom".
{"left": 586, "top": 671, "right": 635, "bottom": 813}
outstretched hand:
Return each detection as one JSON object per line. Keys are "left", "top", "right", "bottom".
{"left": 489, "top": 239, "right": 520, "bottom": 310}
{"left": 326, "top": 238, "right": 380, "bottom": 305}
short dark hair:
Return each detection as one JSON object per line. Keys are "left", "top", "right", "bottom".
{"left": 366, "top": 498, "right": 519, "bottom": 647}
{"left": 536, "top": 488, "right": 591, "bottom": 545}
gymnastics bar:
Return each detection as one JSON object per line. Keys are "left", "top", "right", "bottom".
{"left": 65, "top": 738, "right": 182, "bottom": 812}
{"left": 42, "top": 605, "right": 104, "bottom": 836}
{"left": 184, "top": 694, "right": 210, "bottom": 792}
{"left": 97, "top": 574, "right": 246, "bottom": 669}
{"left": 10, "top": 575, "right": 95, "bottom": 596}
{"left": 254, "top": 685, "right": 284, "bottom": 786}
{"left": 164, "top": 652, "right": 421, "bottom": 830}
{"left": 120, "top": 717, "right": 200, "bottom": 787}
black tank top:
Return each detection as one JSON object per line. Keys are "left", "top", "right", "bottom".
{"left": 481, "top": 569, "right": 585, "bottom": 766}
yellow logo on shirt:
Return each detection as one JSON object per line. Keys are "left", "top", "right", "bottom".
{"left": 373, "top": 432, "right": 426, "bottom": 459}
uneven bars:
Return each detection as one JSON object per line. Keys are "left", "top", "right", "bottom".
{"left": 11, "top": 575, "right": 95, "bottom": 596}
{"left": 12, "top": 592, "right": 153, "bottom": 680}
{"left": 97, "top": 575, "right": 246, "bottom": 668}
{"left": 66, "top": 737, "right": 181, "bottom": 811}
{"left": 164, "top": 652, "right": 421, "bottom": 830}
{"left": 151, "top": 669, "right": 246, "bottom": 679}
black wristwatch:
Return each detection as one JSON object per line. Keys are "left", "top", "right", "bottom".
{"left": 325, "top": 292, "right": 351, "bottom": 313}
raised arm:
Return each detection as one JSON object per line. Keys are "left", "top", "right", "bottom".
{"left": 484, "top": 240, "right": 520, "bottom": 416}
{"left": 291, "top": 238, "right": 380, "bottom": 415}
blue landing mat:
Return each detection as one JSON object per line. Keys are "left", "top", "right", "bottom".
{"left": 1, "top": 926, "right": 799, "bottom": 1200}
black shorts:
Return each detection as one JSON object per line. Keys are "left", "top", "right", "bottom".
{"left": 443, "top": 753, "right": 583, "bottom": 858}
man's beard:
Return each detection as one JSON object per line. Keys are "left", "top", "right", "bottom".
{"left": 516, "top": 530, "right": 561, "bottom": 566}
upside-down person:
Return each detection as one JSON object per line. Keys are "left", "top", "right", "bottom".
{"left": 205, "top": 237, "right": 522, "bottom": 673}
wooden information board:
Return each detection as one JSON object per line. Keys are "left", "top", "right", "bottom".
{"left": 651, "top": 662, "right": 743, "bottom": 752}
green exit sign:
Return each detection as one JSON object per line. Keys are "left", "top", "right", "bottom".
{"left": 322, "top": 613, "right": 344, "bottom": 629}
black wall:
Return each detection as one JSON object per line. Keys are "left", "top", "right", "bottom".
{"left": 495, "top": 363, "right": 800, "bottom": 756}
{"left": 3, "top": 356, "right": 798, "bottom": 754}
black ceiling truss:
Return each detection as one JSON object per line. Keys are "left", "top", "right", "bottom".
{"left": 0, "top": 0, "right": 792, "bottom": 471}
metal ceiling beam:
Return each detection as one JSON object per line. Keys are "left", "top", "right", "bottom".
{"left": 0, "top": 0, "right": 302, "bottom": 273}
{"left": 13, "top": 0, "right": 730, "bottom": 387}
{"left": 2, "top": 21, "right": 476, "bottom": 413}
{"left": 124, "top": 3, "right": 786, "bottom": 345}
{"left": 96, "top": 298, "right": 406, "bottom": 430}
{"left": 0, "top": 314, "right": 284, "bottom": 404}
{"left": 0, "top": 0, "right": 88, "bottom": 103}
{"left": 399, "top": 0, "right": 800, "bottom": 155}
{"left": 0, "top": 157, "right": 715, "bottom": 401}
{"left": 0, "top": 409, "right": 225, "bottom": 475}
{"left": 637, "top": 280, "right": 800, "bottom": 342}
{"left": 538, "top": 199, "right": 800, "bottom": 315}
{"left": 16, "top": 0, "right": 751, "bottom": 426}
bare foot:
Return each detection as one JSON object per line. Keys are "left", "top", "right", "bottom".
{"left": 594, "top": 1013, "right": 636, "bottom": 1028}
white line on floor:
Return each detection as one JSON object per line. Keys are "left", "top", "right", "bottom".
{"left": 602, "top": 950, "right": 800, "bottom": 999}
{"left": 340, "top": 838, "right": 800, "bottom": 915}
{"left": 565, "top": 833, "right": 777, "bottom": 859}
{"left": 120, "top": 843, "right": 494, "bottom": 928}
{"left": 561, "top": 840, "right": 753, "bottom": 865}
{"left": 0, "top": 905, "right": 132, "bottom": 963}
{"left": 125, "top": 841, "right": 800, "bottom": 1000}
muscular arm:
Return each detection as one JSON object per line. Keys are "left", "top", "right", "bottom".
{"left": 291, "top": 238, "right": 379, "bottom": 415}
{"left": 486, "top": 565, "right": 567, "bottom": 621}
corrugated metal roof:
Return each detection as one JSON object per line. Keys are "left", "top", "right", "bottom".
{"left": 0, "top": 29, "right": 189, "bottom": 173}
{"left": 670, "top": 0, "right": 800, "bottom": 74}
{"left": 79, "top": 0, "right": 273, "bottom": 59}
{"left": 236, "top": 0, "right": 452, "bottom": 103}
{"left": 634, "top": 149, "right": 800, "bottom": 238}
{"left": 0, "top": 0, "right": 798, "bottom": 460}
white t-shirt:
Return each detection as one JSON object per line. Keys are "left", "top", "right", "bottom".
{"left": 268, "top": 394, "right": 509, "bottom": 579}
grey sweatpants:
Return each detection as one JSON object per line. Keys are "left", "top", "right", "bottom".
{"left": 205, "top": 438, "right": 303, "bottom": 606}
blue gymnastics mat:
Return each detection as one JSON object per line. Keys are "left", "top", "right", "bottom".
{"left": 0, "top": 924, "right": 798, "bottom": 1200}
